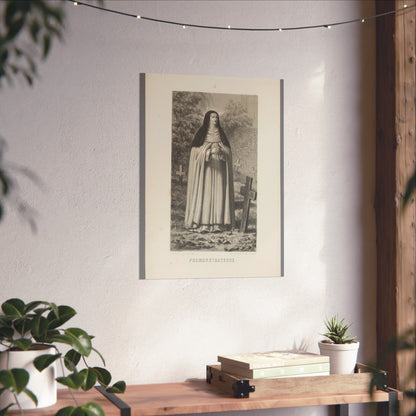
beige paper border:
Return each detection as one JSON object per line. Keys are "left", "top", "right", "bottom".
{"left": 141, "top": 73, "right": 283, "bottom": 279}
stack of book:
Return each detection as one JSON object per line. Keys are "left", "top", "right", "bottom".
{"left": 217, "top": 351, "right": 330, "bottom": 379}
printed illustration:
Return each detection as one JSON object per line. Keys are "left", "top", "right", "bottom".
{"left": 170, "top": 91, "right": 258, "bottom": 252}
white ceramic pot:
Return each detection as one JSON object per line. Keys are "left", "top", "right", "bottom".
{"left": 0, "top": 344, "right": 57, "bottom": 409}
{"left": 318, "top": 341, "right": 359, "bottom": 375}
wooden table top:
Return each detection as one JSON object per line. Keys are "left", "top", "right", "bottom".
{"left": 123, "top": 380, "right": 399, "bottom": 416}
{"left": 9, "top": 379, "right": 401, "bottom": 416}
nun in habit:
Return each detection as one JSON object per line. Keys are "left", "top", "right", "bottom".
{"left": 184, "top": 110, "right": 235, "bottom": 233}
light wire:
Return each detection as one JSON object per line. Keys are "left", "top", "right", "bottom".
{"left": 68, "top": 1, "right": 415, "bottom": 32}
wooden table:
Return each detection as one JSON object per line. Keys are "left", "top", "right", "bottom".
{"left": 16, "top": 379, "right": 402, "bottom": 416}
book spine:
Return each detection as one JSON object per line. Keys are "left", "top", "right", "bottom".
{"left": 221, "top": 362, "right": 330, "bottom": 379}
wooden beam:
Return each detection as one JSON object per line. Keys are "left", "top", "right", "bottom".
{"left": 376, "top": 1, "right": 416, "bottom": 414}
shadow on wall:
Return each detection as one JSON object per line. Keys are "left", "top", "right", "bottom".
{"left": 323, "top": 0, "right": 377, "bottom": 368}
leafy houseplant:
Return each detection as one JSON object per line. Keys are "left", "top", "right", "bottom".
{"left": 318, "top": 315, "right": 359, "bottom": 374}
{"left": 0, "top": 298, "right": 126, "bottom": 416}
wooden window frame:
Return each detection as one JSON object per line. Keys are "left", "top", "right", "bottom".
{"left": 376, "top": 0, "right": 416, "bottom": 413}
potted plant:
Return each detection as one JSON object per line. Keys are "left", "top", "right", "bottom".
{"left": 318, "top": 315, "right": 360, "bottom": 375}
{"left": 0, "top": 298, "right": 125, "bottom": 416}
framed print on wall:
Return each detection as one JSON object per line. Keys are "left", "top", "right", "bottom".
{"left": 140, "top": 73, "right": 283, "bottom": 279}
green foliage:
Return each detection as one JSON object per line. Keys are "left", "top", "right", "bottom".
{"left": 389, "top": 327, "right": 415, "bottom": 415}
{"left": 0, "top": 298, "right": 126, "bottom": 415}
{"left": 56, "top": 402, "right": 105, "bottom": 416}
{"left": 403, "top": 170, "right": 416, "bottom": 208}
{"left": 0, "top": 0, "right": 65, "bottom": 87}
{"left": 0, "top": 368, "right": 37, "bottom": 407}
{"left": 0, "top": 0, "right": 66, "bottom": 230}
{"left": 321, "top": 315, "right": 357, "bottom": 344}
{"left": 369, "top": 326, "right": 415, "bottom": 415}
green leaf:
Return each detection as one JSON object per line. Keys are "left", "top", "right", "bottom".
{"left": 31, "top": 314, "right": 49, "bottom": 339}
{"left": 33, "top": 353, "right": 61, "bottom": 372}
{"left": 55, "top": 406, "right": 77, "bottom": 416}
{"left": 10, "top": 338, "right": 32, "bottom": 350}
{"left": 23, "top": 72, "right": 33, "bottom": 86}
{"left": 106, "top": 381, "right": 126, "bottom": 394}
{"left": 0, "top": 326, "right": 14, "bottom": 339}
{"left": 0, "top": 170, "right": 11, "bottom": 196}
{"left": 0, "top": 369, "right": 29, "bottom": 393}
{"left": 64, "top": 349, "right": 81, "bottom": 371}
{"left": 1, "top": 298, "right": 25, "bottom": 316}
{"left": 0, "top": 48, "right": 9, "bottom": 63}
{"left": 52, "top": 328, "right": 91, "bottom": 357}
{"left": 23, "top": 387, "right": 38, "bottom": 406}
{"left": 14, "top": 317, "right": 32, "bottom": 337}
{"left": 405, "top": 389, "right": 416, "bottom": 399}
{"left": 92, "top": 367, "right": 111, "bottom": 387}
{"left": 91, "top": 347, "right": 106, "bottom": 366}
{"left": 42, "top": 34, "right": 51, "bottom": 59}
{"left": 5, "top": 17, "right": 26, "bottom": 42}
{"left": 55, "top": 403, "right": 105, "bottom": 416}
{"left": 49, "top": 302, "right": 59, "bottom": 319}
{"left": 81, "top": 402, "right": 105, "bottom": 416}
{"left": 47, "top": 305, "right": 76, "bottom": 329}
{"left": 24, "top": 301, "right": 48, "bottom": 313}
{"left": 403, "top": 170, "right": 416, "bottom": 207}
{"left": 0, "top": 403, "right": 15, "bottom": 416}
{"left": 56, "top": 372, "right": 86, "bottom": 390}
{"left": 80, "top": 369, "right": 97, "bottom": 391}
{"left": 29, "top": 19, "right": 41, "bottom": 42}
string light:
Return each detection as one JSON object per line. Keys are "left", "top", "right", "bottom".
{"left": 67, "top": 0, "right": 416, "bottom": 32}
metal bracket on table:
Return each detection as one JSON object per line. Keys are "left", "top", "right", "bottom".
{"left": 383, "top": 388, "right": 399, "bottom": 416}
{"left": 232, "top": 379, "right": 255, "bottom": 398}
{"left": 206, "top": 365, "right": 213, "bottom": 383}
{"left": 334, "top": 404, "right": 349, "bottom": 416}
{"left": 356, "top": 363, "right": 389, "bottom": 391}
{"left": 95, "top": 386, "right": 131, "bottom": 416}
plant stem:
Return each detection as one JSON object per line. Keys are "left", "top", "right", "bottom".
{"left": 55, "top": 346, "right": 78, "bottom": 407}
{"left": 13, "top": 392, "right": 24, "bottom": 416}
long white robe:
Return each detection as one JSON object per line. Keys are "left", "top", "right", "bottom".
{"left": 184, "top": 137, "right": 235, "bottom": 229}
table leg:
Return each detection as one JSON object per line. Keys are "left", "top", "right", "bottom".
{"left": 378, "top": 389, "right": 399, "bottom": 416}
{"left": 334, "top": 404, "right": 349, "bottom": 416}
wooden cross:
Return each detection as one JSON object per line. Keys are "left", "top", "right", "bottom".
{"left": 239, "top": 176, "right": 257, "bottom": 233}
{"left": 176, "top": 164, "right": 185, "bottom": 183}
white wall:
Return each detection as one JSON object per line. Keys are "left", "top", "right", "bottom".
{"left": 0, "top": 1, "right": 376, "bottom": 415}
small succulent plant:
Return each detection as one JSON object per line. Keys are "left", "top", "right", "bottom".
{"left": 321, "top": 315, "right": 357, "bottom": 344}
